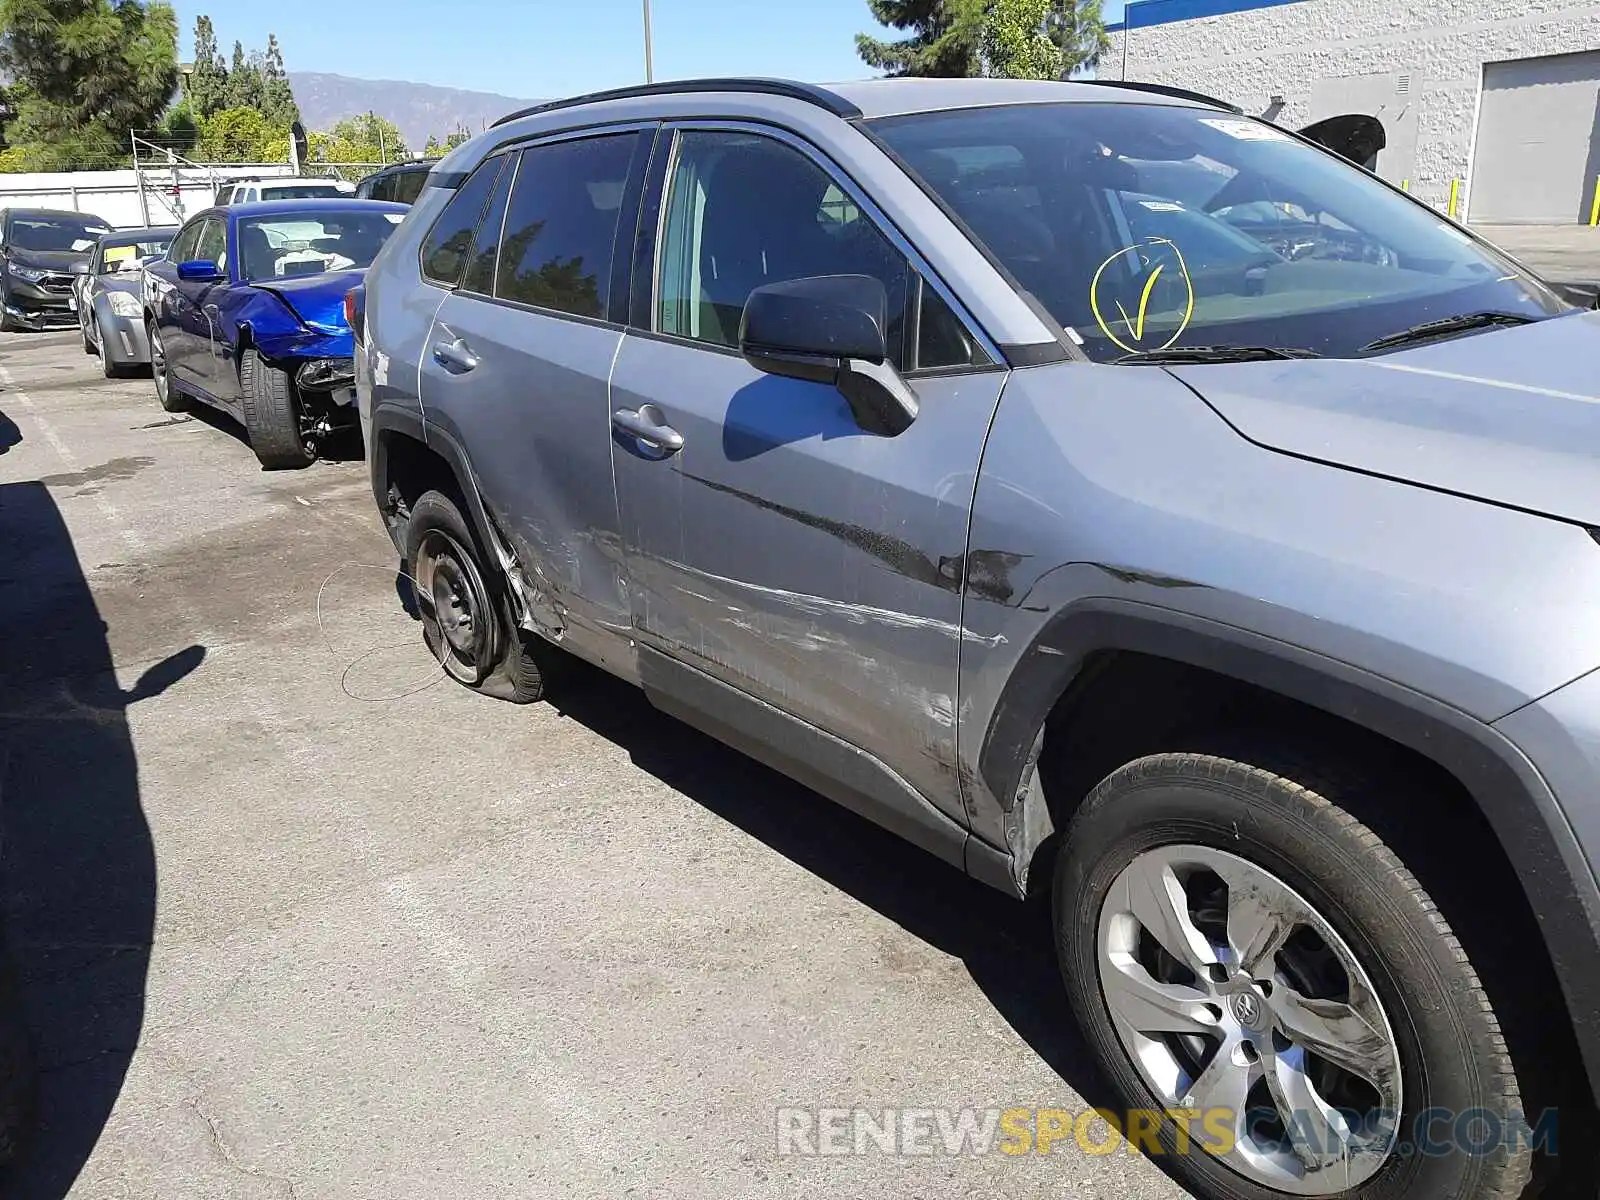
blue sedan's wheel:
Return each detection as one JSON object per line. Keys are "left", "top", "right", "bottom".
{"left": 147, "top": 320, "right": 187, "bottom": 413}
{"left": 240, "top": 348, "right": 316, "bottom": 470}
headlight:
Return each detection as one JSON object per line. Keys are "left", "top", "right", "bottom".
{"left": 107, "top": 291, "right": 141, "bottom": 317}
{"left": 8, "top": 263, "right": 47, "bottom": 283}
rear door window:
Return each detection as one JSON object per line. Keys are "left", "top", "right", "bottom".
{"left": 420, "top": 157, "right": 505, "bottom": 287}
{"left": 493, "top": 132, "right": 642, "bottom": 320}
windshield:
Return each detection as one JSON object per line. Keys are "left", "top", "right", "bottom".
{"left": 237, "top": 211, "right": 403, "bottom": 280}
{"left": 261, "top": 184, "right": 344, "bottom": 200}
{"left": 95, "top": 236, "right": 173, "bottom": 274}
{"left": 869, "top": 103, "right": 1566, "bottom": 361}
{"left": 8, "top": 214, "right": 114, "bottom": 254}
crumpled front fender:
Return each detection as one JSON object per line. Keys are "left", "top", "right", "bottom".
{"left": 237, "top": 289, "right": 354, "bottom": 363}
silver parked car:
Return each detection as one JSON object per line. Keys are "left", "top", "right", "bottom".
{"left": 354, "top": 77, "right": 1600, "bottom": 1200}
{"left": 75, "top": 227, "right": 176, "bottom": 377}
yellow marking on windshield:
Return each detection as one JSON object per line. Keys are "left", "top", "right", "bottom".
{"left": 1089, "top": 238, "right": 1196, "bottom": 353}
{"left": 1133, "top": 265, "right": 1165, "bottom": 341}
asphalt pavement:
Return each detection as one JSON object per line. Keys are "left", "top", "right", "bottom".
{"left": 0, "top": 330, "right": 1189, "bottom": 1199}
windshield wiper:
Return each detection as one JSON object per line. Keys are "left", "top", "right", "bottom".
{"left": 1360, "top": 311, "right": 1535, "bottom": 353}
{"left": 1115, "top": 345, "right": 1322, "bottom": 364}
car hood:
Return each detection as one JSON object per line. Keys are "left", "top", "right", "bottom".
{"left": 251, "top": 268, "right": 362, "bottom": 335}
{"left": 8, "top": 248, "right": 90, "bottom": 273}
{"left": 1166, "top": 311, "right": 1600, "bottom": 526}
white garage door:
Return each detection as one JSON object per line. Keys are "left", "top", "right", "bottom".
{"left": 1470, "top": 51, "right": 1600, "bottom": 224}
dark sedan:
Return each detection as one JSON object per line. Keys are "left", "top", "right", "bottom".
{"left": 0, "top": 208, "right": 115, "bottom": 330}
{"left": 76, "top": 227, "right": 177, "bottom": 377}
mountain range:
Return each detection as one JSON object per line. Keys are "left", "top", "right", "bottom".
{"left": 290, "top": 71, "right": 545, "bottom": 152}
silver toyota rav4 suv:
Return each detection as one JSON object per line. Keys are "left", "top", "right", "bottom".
{"left": 354, "top": 76, "right": 1600, "bottom": 1199}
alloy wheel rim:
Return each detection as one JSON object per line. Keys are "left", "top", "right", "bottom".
{"left": 1097, "top": 844, "right": 1402, "bottom": 1194}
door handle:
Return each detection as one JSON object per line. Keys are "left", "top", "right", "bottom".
{"left": 432, "top": 338, "right": 478, "bottom": 373}
{"left": 612, "top": 404, "right": 684, "bottom": 453}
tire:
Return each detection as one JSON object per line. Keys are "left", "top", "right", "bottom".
{"left": 82, "top": 322, "right": 96, "bottom": 356}
{"left": 239, "top": 348, "right": 315, "bottom": 470}
{"left": 147, "top": 320, "right": 187, "bottom": 413}
{"left": 1055, "top": 752, "right": 1530, "bottom": 1200}
{"left": 404, "top": 489, "right": 549, "bottom": 705}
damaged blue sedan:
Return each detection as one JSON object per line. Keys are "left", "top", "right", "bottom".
{"left": 143, "top": 198, "right": 408, "bottom": 468}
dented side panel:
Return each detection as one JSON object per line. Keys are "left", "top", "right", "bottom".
{"left": 959, "top": 360, "right": 1600, "bottom": 881}
{"left": 418, "top": 293, "right": 634, "bottom": 673}
{"left": 609, "top": 330, "right": 1008, "bottom": 826}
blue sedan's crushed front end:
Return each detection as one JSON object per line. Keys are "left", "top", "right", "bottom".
{"left": 240, "top": 268, "right": 365, "bottom": 427}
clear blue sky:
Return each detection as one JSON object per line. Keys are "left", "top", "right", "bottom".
{"left": 172, "top": 0, "right": 1126, "bottom": 99}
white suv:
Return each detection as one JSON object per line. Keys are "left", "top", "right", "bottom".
{"left": 212, "top": 177, "right": 353, "bottom": 205}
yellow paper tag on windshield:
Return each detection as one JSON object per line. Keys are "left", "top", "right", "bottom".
{"left": 102, "top": 245, "right": 136, "bottom": 269}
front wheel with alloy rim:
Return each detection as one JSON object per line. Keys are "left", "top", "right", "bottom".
{"left": 404, "top": 490, "right": 552, "bottom": 705}
{"left": 147, "top": 320, "right": 187, "bottom": 412}
{"left": 1056, "top": 752, "right": 1530, "bottom": 1200}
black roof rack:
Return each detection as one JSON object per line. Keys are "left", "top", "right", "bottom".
{"left": 1082, "top": 80, "right": 1243, "bottom": 114}
{"left": 492, "top": 77, "right": 860, "bottom": 128}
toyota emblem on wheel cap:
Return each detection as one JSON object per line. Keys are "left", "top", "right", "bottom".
{"left": 1232, "top": 993, "right": 1262, "bottom": 1026}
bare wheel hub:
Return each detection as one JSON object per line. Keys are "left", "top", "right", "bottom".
{"left": 414, "top": 529, "right": 497, "bottom": 684}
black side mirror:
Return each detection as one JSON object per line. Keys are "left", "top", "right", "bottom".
{"left": 739, "top": 274, "right": 918, "bottom": 437}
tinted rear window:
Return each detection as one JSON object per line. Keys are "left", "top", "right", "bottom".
{"left": 493, "top": 133, "right": 640, "bottom": 319}
{"left": 392, "top": 170, "right": 430, "bottom": 205}
{"left": 261, "top": 184, "right": 344, "bottom": 200}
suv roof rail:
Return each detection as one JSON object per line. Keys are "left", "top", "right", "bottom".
{"left": 1082, "top": 80, "right": 1243, "bottom": 114}
{"left": 492, "top": 77, "right": 861, "bottom": 128}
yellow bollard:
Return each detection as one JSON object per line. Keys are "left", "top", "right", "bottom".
{"left": 1590, "top": 176, "right": 1600, "bottom": 226}
{"left": 1401, "top": 179, "right": 1410, "bottom": 192}
{"left": 1448, "top": 178, "right": 1460, "bottom": 218}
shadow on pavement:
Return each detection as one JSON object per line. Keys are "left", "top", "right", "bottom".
{"left": 542, "top": 661, "right": 1118, "bottom": 1113}
{"left": 183, "top": 403, "right": 364, "bottom": 463}
{"left": 0, "top": 408, "right": 18, "bottom": 457}
{"left": 0, "top": 480, "right": 203, "bottom": 1198}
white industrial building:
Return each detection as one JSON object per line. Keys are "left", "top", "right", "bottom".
{"left": 1107, "top": 0, "right": 1600, "bottom": 223}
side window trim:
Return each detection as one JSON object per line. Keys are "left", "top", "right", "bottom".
{"left": 642, "top": 118, "right": 1003, "bottom": 372}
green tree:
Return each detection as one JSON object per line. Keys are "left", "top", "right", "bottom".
{"left": 197, "top": 105, "right": 287, "bottom": 162}
{"left": 0, "top": 0, "right": 180, "bottom": 166}
{"left": 261, "top": 32, "right": 298, "bottom": 127}
{"left": 159, "top": 96, "right": 199, "bottom": 152}
{"left": 981, "top": 0, "right": 1061, "bottom": 78}
{"left": 223, "top": 39, "right": 266, "bottom": 110}
{"left": 423, "top": 125, "right": 472, "bottom": 156}
{"left": 856, "top": 0, "right": 984, "bottom": 77}
{"left": 185, "top": 14, "right": 227, "bottom": 118}
{"left": 1044, "top": 0, "right": 1110, "bottom": 75}
{"left": 310, "top": 111, "right": 408, "bottom": 169}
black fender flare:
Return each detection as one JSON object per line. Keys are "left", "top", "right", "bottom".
{"left": 980, "top": 597, "right": 1600, "bottom": 1096}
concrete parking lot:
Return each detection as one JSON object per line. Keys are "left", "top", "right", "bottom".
{"left": 0, "top": 330, "right": 1187, "bottom": 1199}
